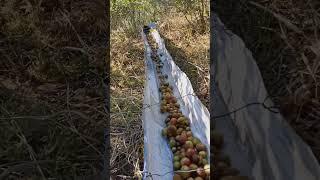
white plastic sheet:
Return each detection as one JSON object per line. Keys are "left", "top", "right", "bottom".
{"left": 212, "top": 14, "right": 320, "bottom": 180}
{"left": 141, "top": 25, "right": 210, "bottom": 180}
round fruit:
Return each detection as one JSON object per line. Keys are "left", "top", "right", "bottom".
{"left": 180, "top": 157, "right": 191, "bottom": 166}
{"left": 169, "top": 139, "right": 176, "bottom": 148}
{"left": 172, "top": 147, "right": 177, "bottom": 152}
{"left": 186, "top": 148, "right": 196, "bottom": 158}
{"left": 167, "top": 125, "right": 177, "bottom": 137}
{"left": 174, "top": 161, "right": 181, "bottom": 170}
{"left": 186, "top": 131, "right": 192, "bottom": 137}
{"left": 199, "top": 151, "right": 207, "bottom": 158}
{"left": 192, "top": 154, "right": 200, "bottom": 164}
{"left": 173, "top": 155, "right": 180, "bottom": 161}
{"left": 170, "top": 118, "right": 177, "bottom": 125}
{"left": 202, "top": 159, "right": 208, "bottom": 165}
{"left": 189, "top": 163, "right": 198, "bottom": 170}
{"left": 185, "top": 141, "right": 194, "bottom": 149}
{"left": 179, "top": 134, "right": 187, "bottom": 144}
{"left": 196, "top": 143, "right": 206, "bottom": 151}
{"left": 192, "top": 137, "right": 201, "bottom": 146}
{"left": 203, "top": 164, "right": 210, "bottom": 175}
{"left": 179, "top": 165, "right": 191, "bottom": 179}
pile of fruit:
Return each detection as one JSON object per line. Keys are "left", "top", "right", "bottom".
{"left": 146, "top": 29, "right": 250, "bottom": 180}
{"left": 147, "top": 34, "right": 210, "bottom": 180}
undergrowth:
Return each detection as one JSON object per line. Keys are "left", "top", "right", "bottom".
{"left": 0, "top": 0, "right": 107, "bottom": 179}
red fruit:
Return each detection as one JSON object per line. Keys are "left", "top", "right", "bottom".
{"left": 186, "top": 148, "right": 196, "bottom": 158}
{"left": 179, "top": 134, "right": 187, "bottom": 144}
{"left": 180, "top": 157, "right": 191, "bottom": 166}
{"left": 170, "top": 118, "right": 177, "bottom": 125}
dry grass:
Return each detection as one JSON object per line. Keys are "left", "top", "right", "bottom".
{"left": 215, "top": 0, "right": 320, "bottom": 161}
{"left": 110, "top": 13, "right": 209, "bottom": 178}
{"left": 0, "top": 0, "right": 107, "bottom": 179}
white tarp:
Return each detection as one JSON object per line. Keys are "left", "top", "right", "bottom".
{"left": 141, "top": 25, "right": 210, "bottom": 180}
{"left": 212, "top": 14, "right": 320, "bottom": 180}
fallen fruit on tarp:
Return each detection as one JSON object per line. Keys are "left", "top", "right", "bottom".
{"left": 146, "top": 34, "right": 210, "bottom": 180}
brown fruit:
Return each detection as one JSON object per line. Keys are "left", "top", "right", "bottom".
{"left": 199, "top": 151, "right": 207, "bottom": 158}
{"left": 179, "top": 134, "right": 187, "bottom": 144}
{"left": 179, "top": 165, "right": 191, "bottom": 179}
{"left": 170, "top": 118, "right": 178, "bottom": 125}
{"left": 192, "top": 154, "right": 200, "bottom": 164}
{"left": 186, "top": 148, "right": 196, "bottom": 158}
{"left": 189, "top": 163, "right": 198, "bottom": 170}
{"left": 186, "top": 131, "right": 193, "bottom": 137}
{"left": 180, "top": 157, "right": 191, "bottom": 166}
{"left": 196, "top": 143, "right": 206, "bottom": 151}
{"left": 167, "top": 125, "right": 177, "bottom": 137}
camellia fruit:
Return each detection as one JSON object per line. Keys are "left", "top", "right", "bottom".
{"left": 167, "top": 125, "right": 177, "bottom": 137}
{"left": 170, "top": 118, "right": 177, "bottom": 125}
{"left": 203, "top": 164, "right": 210, "bottom": 175}
{"left": 189, "top": 163, "right": 198, "bottom": 170}
{"left": 174, "top": 161, "right": 181, "bottom": 170}
{"left": 186, "top": 148, "right": 196, "bottom": 158}
{"left": 179, "top": 165, "right": 191, "bottom": 179}
{"left": 169, "top": 139, "right": 176, "bottom": 148}
{"left": 173, "top": 155, "right": 180, "bottom": 162}
{"left": 192, "top": 154, "right": 200, "bottom": 164}
{"left": 199, "top": 151, "right": 207, "bottom": 158}
{"left": 184, "top": 141, "right": 194, "bottom": 149}
{"left": 180, "top": 157, "right": 191, "bottom": 166}
{"left": 196, "top": 143, "right": 206, "bottom": 151}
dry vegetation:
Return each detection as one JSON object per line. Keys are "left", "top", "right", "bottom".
{"left": 215, "top": 0, "right": 320, "bottom": 161}
{"left": 110, "top": 13, "right": 209, "bottom": 178}
{"left": 0, "top": 0, "right": 108, "bottom": 179}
